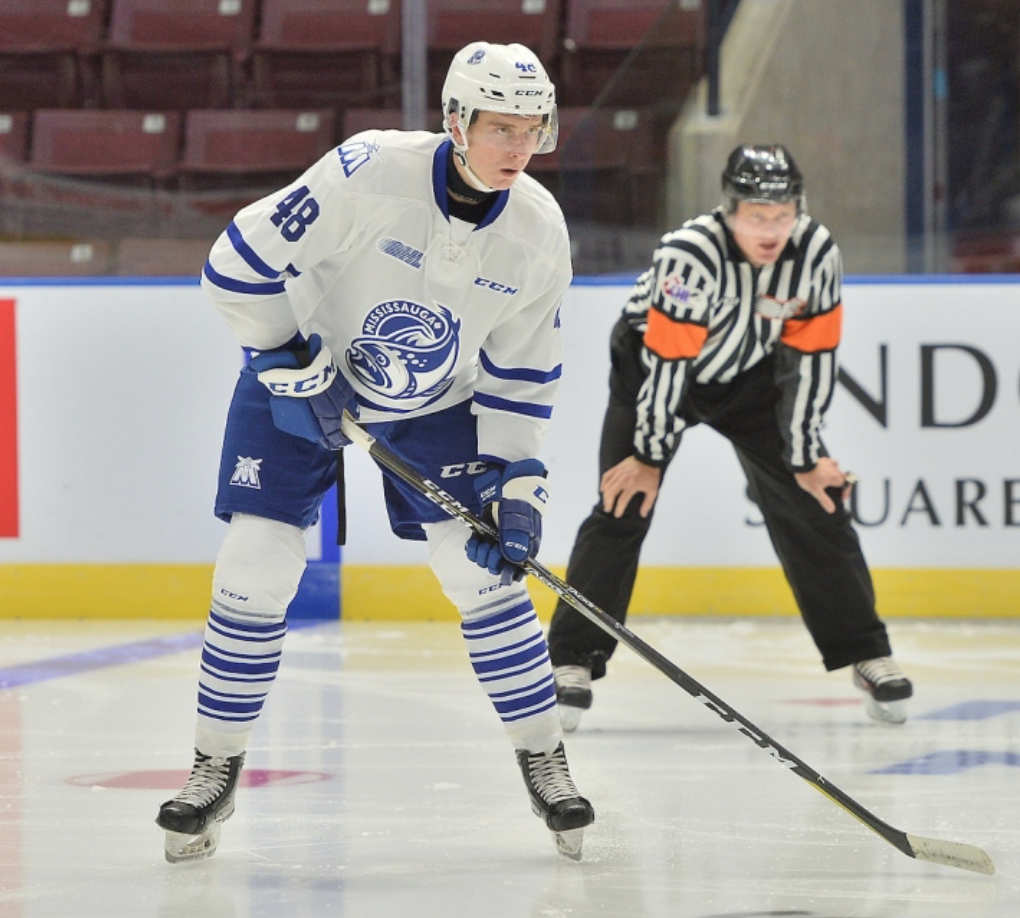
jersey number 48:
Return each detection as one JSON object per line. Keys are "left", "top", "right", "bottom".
{"left": 270, "top": 186, "right": 320, "bottom": 242}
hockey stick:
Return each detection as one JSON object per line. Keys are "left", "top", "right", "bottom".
{"left": 339, "top": 415, "right": 994, "bottom": 876}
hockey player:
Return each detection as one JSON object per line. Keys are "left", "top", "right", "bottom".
{"left": 548, "top": 144, "right": 913, "bottom": 732}
{"left": 156, "top": 41, "right": 594, "bottom": 863}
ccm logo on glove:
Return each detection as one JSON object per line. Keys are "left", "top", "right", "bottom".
{"left": 256, "top": 344, "right": 338, "bottom": 397}
{"left": 466, "top": 459, "right": 548, "bottom": 585}
{"left": 248, "top": 333, "right": 359, "bottom": 450}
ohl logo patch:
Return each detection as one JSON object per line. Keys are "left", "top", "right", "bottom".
{"left": 346, "top": 300, "right": 461, "bottom": 407}
{"left": 661, "top": 273, "right": 695, "bottom": 307}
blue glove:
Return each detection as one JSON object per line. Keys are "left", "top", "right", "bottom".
{"left": 465, "top": 459, "right": 549, "bottom": 584}
{"left": 249, "top": 333, "right": 358, "bottom": 450}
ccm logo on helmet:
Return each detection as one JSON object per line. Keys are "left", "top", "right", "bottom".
{"left": 515, "top": 89, "right": 545, "bottom": 97}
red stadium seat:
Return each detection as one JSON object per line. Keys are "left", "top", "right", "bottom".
{"left": 29, "top": 109, "right": 182, "bottom": 181}
{"left": 952, "top": 230, "right": 1020, "bottom": 274}
{"left": 8, "top": 110, "right": 180, "bottom": 238}
{"left": 250, "top": 0, "right": 402, "bottom": 111}
{"left": 0, "top": 111, "right": 29, "bottom": 170}
{"left": 102, "top": 0, "right": 257, "bottom": 110}
{"left": 0, "top": 240, "right": 114, "bottom": 276}
{"left": 0, "top": 111, "right": 30, "bottom": 233}
{"left": 528, "top": 107, "right": 663, "bottom": 225}
{"left": 340, "top": 108, "right": 444, "bottom": 141}
{"left": 0, "top": 0, "right": 108, "bottom": 109}
{"left": 561, "top": 0, "right": 703, "bottom": 107}
{"left": 425, "top": 0, "right": 564, "bottom": 107}
{"left": 526, "top": 107, "right": 651, "bottom": 171}
{"left": 179, "top": 108, "right": 336, "bottom": 178}
{"left": 115, "top": 237, "right": 213, "bottom": 276}
{"left": 177, "top": 108, "right": 337, "bottom": 228}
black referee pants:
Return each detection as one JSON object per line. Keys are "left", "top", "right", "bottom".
{"left": 547, "top": 318, "right": 892, "bottom": 678}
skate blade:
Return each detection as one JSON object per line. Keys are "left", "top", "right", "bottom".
{"left": 558, "top": 704, "right": 584, "bottom": 733}
{"left": 554, "top": 827, "right": 584, "bottom": 861}
{"left": 163, "top": 824, "right": 222, "bottom": 863}
{"left": 863, "top": 696, "right": 909, "bottom": 725}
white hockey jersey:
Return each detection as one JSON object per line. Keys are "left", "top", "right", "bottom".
{"left": 201, "top": 130, "right": 572, "bottom": 464}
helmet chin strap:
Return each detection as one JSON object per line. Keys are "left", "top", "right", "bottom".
{"left": 453, "top": 143, "right": 497, "bottom": 194}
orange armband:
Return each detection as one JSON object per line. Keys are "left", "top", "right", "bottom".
{"left": 780, "top": 303, "right": 842, "bottom": 353}
{"left": 644, "top": 308, "right": 708, "bottom": 360}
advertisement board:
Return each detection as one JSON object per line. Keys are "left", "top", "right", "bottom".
{"left": 1, "top": 277, "right": 1016, "bottom": 618}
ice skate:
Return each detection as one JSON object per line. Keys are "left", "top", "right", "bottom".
{"left": 516, "top": 741, "right": 594, "bottom": 860}
{"left": 853, "top": 657, "right": 913, "bottom": 725}
{"left": 554, "top": 665, "right": 592, "bottom": 732}
{"left": 156, "top": 750, "right": 245, "bottom": 863}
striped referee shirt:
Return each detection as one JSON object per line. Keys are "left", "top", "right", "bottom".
{"left": 622, "top": 207, "right": 842, "bottom": 471}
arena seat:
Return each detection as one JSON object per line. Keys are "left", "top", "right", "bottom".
{"left": 0, "top": 240, "right": 114, "bottom": 276}
{"left": 0, "top": 111, "right": 30, "bottom": 233}
{"left": 250, "top": 0, "right": 402, "bottom": 111}
{"left": 101, "top": 0, "right": 257, "bottom": 110}
{"left": 176, "top": 107, "right": 338, "bottom": 234}
{"left": 0, "top": 0, "right": 108, "bottom": 109}
{"left": 561, "top": 0, "right": 703, "bottom": 108}
{"left": 340, "top": 108, "right": 443, "bottom": 141}
{"left": 179, "top": 108, "right": 336, "bottom": 177}
{"left": 0, "top": 111, "right": 29, "bottom": 170}
{"left": 528, "top": 106, "right": 662, "bottom": 225}
{"left": 29, "top": 109, "right": 182, "bottom": 182}
{"left": 115, "top": 237, "right": 213, "bottom": 276}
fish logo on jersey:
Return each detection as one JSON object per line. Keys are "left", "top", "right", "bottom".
{"left": 346, "top": 301, "right": 461, "bottom": 406}
{"left": 230, "top": 457, "right": 262, "bottom": 489}
{"left": 755, "top": 295, "right": 809, "bottom": 321}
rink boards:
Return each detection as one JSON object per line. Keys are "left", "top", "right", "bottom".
{"left": 0, "top": 276, "right": 1018, "bottom": 619}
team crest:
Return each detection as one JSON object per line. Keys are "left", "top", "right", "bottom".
{"left": 230, "top": 457, "right": 263, "bottom": 489}
{"left": 337, "top": 140, "right": 378, "bottom": 178}
{"left": 347, "top": 301, "right": 461, "bottom": 407}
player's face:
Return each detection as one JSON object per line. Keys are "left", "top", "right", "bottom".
{"left": 460, "top": 112, "right": 546, "bottom": 189}
{"left": 728, "top": 201, "right": 799, "bottom": 267}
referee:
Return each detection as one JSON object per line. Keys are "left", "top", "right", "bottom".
{"left": 548, "top": 144, "right": 913, "bottom": 730}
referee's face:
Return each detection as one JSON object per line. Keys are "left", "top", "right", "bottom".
{"left": 728, "top": 201, "right": 799, "bottom": 267}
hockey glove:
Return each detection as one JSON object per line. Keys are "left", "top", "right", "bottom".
{"left": 465, "top": 459, "right": 549, "bottom": 585}
{"left": 249, "top": 333, "right": 359, "bottom": 450}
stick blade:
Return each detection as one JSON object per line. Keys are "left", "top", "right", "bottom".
{"left": 906, "top": 833, "right": 995, "bottom": 875}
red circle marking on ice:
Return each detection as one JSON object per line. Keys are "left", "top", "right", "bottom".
{"left": 781, "top": 698, "right": 862, "bottom": 707}
{"left": 66, "top": 769, "right": 333, "bottom": 790}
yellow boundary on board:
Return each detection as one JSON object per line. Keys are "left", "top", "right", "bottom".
{"left": 0, "top": 564, "right": 1016, "bottom": 620}
{"left": 0, "top": 565, "right": 214, "bottom": 620}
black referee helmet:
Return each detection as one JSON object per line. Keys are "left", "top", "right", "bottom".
{"left": 721, "top": 144, "right": 805, "bottom": 213}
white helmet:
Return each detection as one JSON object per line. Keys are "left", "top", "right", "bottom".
{"left": 442, "top": 42, "right": 558, "bottom": 181}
